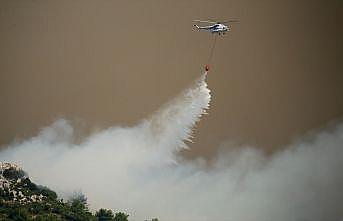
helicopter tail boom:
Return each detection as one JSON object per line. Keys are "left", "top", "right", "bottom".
{"left": 194, "top": 24, "right": 213, "bottom": 30}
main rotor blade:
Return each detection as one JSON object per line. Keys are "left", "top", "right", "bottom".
{"left": 193, "top": 20, "right": 217, "bottom": 24}
{"left": 222, "top": 19, "right": 240, "bottom": 23}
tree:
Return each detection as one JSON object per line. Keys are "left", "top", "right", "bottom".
{"left": 39, "top": 187, "right": 58, "bottom": 200}
{"left": 68, "top": 192, "right": 95, "bottom": 221}
{"left": 69, "top": 192, "right": 88, "bottom": 211}
{"left": 96, "top": 208, "right": 114, "bottom": 221}
{"left": 8, "top": 207, "right": 29, "bottom": 221}
{"left": 113, "top": 212, "right": 129, "bottom": 221}
{"left": 2, "top": 168, "right": 26, "bottom": 180}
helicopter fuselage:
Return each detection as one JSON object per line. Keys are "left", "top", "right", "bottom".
{"left": 194, "top": 23, "right": 229, "bottom": 35}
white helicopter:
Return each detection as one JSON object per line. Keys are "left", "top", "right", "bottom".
{"left": 193, "top": 19, "right": 239, "bottom": 35}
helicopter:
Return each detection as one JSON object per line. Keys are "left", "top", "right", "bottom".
{"left": 193, "top": 20, "right": 239, "bottom": 35}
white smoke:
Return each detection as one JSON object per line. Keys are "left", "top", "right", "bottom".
{"left": 1, "top": 73, "right": 343, "bottom": 221}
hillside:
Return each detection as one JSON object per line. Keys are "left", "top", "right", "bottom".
{"left": 0, "top": 162, "right": 129, "bottom": 221}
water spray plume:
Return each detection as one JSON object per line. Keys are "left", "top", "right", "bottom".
{"left": 1, "top": 72, "right": 343, "bottom": 221}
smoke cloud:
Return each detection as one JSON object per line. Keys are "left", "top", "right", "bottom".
{"left": 1, "top": 73, "right": 342, "bottom": 221}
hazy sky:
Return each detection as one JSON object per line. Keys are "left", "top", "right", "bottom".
{"left": 1, "top": 0, "right": 342, "bottom": 157}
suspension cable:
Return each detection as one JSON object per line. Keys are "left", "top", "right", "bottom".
{"left": 207, "top": 34, "right": 218, "bottom": 64}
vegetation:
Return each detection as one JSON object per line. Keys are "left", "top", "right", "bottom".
{"left": 0, "top": 184, "right": 130, "bottom": 221}
{"left": 96, "top": 208, "right": 115, "bottom": 220}
{"left": 2, "top": 167, "right": 26, "bottom": 180}
{"left": 0, "top": 163, "right": 159, "bottom": 221}
{"left": 113, "top": 212, "right": 129, "bottom": 221}
{"left": 0, "top": 164, "right": 130, "bottom": 221}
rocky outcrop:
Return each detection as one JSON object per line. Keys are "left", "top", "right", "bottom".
{"left": 0, "top": 162, "right": 45, "bottom": 204}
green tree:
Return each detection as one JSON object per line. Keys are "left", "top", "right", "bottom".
{"left": 70, "top": 192, "right": 88, "bottom": 212}
{"left": 2, "top": 168, "right": 26, "bottom": 180}
{"left": 39, "top": 186, "right": 58, "bottom": 200}
{"left": 68, "top": 192, "right": 95, "bottom": 221}
{"left": 8, "top": 207, "right": 29, "bottom": 221}
{"left": 96, "top": 208, "right": 114, "bottom": 221}
{"left": 36, "top": 213, "right": 62, "bottom": 221}
{"left": 113, "top": 212, "right": 129, "bottom": 221}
